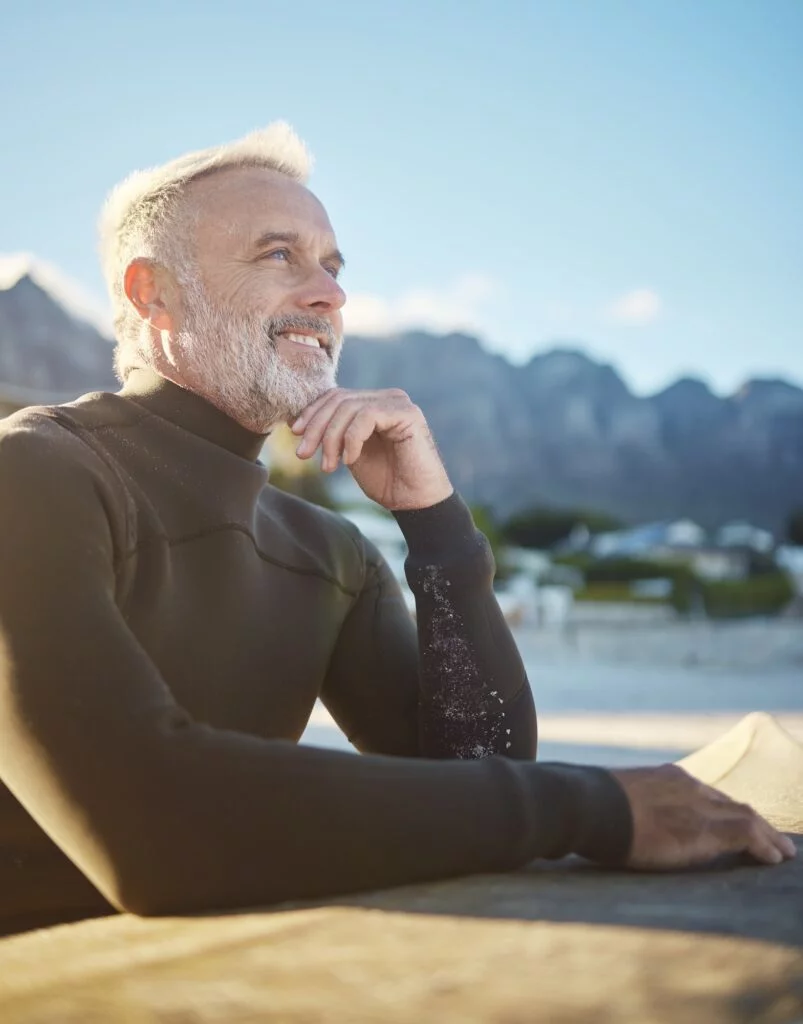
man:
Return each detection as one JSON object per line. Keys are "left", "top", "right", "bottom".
{"left": 0, "top": 124, "right": 794, "bottom": 936}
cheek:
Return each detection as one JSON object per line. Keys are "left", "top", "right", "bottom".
{"left": 206, "top": 263, "right": 282, "bottom": 314}
{"left": 233, "top": 272, "right": 284, "bottom": 311}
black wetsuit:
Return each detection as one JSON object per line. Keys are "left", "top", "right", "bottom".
{"left": 0, "top": 368, "right": 631, "bottom": 935}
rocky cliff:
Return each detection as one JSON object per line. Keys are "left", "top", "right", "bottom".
{"left": 2, "top": 270, "right": 801, "bottom": 533}
{"left": 338, "top": 333, "right": 803, "bottom": 533}
{"left": 0, "top": 272, "right": 116, "bottom": 401}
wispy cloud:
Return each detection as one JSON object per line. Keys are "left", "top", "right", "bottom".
{"left": 343, "top": 273, "right": 502, "bottom": 337}
{"left": 606, "top": 288, "right": 663, "bottom": 326}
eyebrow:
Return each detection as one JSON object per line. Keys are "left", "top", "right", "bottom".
{"left": 251, "top": 230, "right": 346, "bottom": 270}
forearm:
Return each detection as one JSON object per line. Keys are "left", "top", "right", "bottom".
{"left": 1, "top": 671, "right": 629, "bottom": 915}
{"left": 394, "top": 493, "right": 537, "bottom": 760}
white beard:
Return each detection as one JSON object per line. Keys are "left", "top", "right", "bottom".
{"left": 169, "top": 284, "right": 342, "bottom": 434}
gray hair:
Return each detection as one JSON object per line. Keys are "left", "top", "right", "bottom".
{"left": 98, "top": 122, "right": 313, "bottom": 379}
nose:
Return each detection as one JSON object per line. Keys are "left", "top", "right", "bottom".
{"left": 298, "top": 263, "right": 346, "bottom": 314}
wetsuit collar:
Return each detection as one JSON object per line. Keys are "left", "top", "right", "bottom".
{"left": 119, "top": 367, "right": 269, "bottom": 463}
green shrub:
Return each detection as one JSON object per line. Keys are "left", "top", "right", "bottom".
{"left": 701, "top": 572, "right": 794, "bottom": 619}
{"left": 583, "top": 557, "right": 672, "bottom": 583}
{"left": 469, "top": 504, "right": 512, "bottom": 579}
{"left": 550, "top": 556, "right": 699, "bottom": 613}
{"left": 669, "top": 571, "right": 703, "bottom": 615}
{"left": 501, "top": 507, "right": 622, "bottom": 550}
{"left": 551, "top": 552, "right": 593, "bottom": 571}
{"left": 548, "top": 555, "right": 794, "bottom": 618}
{"left": 788, "top": 508, "right": 803, "bottom": 546}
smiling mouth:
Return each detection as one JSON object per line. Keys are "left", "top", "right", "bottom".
{"left": 278, "top": 331, "right": 326, "bottom": 350}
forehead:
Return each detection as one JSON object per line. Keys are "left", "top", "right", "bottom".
{"left": 186, "top": 165, "right": 336, "bottom": 253}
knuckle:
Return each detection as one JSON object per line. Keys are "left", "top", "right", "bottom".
{"left": 659, "top": 763, "right": 693, "bottom": 786}
{"left": 727, "top": 799, "right": 755, "bottom": 820}
{"left": 716, "top": 817, "right": 746, "bottom": 843}
{"left": 748, "top": 818, "right": 765, "bottom": 841}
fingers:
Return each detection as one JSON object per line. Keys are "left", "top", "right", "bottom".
{"left": 296, "top": 396, "right": 376, "bottom": 472}
{"left": 741, "top": 818, "right": 786, "bottom": 865}
{"left": 290, "top": 389, "right": 415, "bottom": 471}
{"left": 684, "top": 777, "right": 797, "bottom": 865}
{"left": 748, "top": 816, "right": 796, "bottom": 864}
{"left": 710, "top": 800, "right": 796, "bottom": 866}
{"left": 312, "top": 397, "right": 365, "bottom": 471}
{"left": 342, "top": 408, "right": 380, "bottom": 466}
{"left": 615, "top": 766, "right": 797, "bottom": 872}
{"left": 320, "top": 402, "right": 378, "bottom": 472}
{"left": 292, "top": 390, "right": 343, "bottom": 461}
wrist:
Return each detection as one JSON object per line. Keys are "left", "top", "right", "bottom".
{"left": 520, "top": 763, "right": 634, "bottom": 865}
{"left": 392, "top": 491, "right": 475, "bottom": 555}
{"left": 389, "top": 483, "right": 454, "bottom": 513}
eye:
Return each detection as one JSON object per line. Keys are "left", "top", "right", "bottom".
{"left": 323, "top": 262, "right": 342, "bottom": 280}
{"left": 263, "top": 248, "right": 291, "bottom": 262}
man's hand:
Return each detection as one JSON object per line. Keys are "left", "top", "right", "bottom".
{"left": 290, "top": 388, "right": 454, "bottom": 511}
{"left": 611, "top": 764, "right": 797, "bottom": 870}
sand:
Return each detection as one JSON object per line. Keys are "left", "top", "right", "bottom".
{"left": 0, "top": 711, "right": 801, "bottom": 1023}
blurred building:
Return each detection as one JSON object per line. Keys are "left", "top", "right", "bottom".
{"left": 715, "top": 520, "right": 775, "bottom": 554}
{"left": 560, "top": 517, "right": 785, "bottom": 584}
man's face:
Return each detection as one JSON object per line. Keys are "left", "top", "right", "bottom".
{"left": 167, "top": 166, "right": 347, "bottom": 433}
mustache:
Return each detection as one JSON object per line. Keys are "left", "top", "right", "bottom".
{"left": 265, "top": 313, "right": 339, "bottom": 349}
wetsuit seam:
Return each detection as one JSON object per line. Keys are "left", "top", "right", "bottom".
{"left": 26, "top": 408, "right": 135, "bottom": 576}
{"left": 121, "top": 523, "right": 360, "bottom": 597}
{"left": 46, "top": 409, "right": 358, "bottom": 597}
{"left": 330, "top": 515, "right": 370, "bottom": 581}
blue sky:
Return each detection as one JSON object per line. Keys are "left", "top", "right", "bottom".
{"left": 1, "top": 0, "right": 801, "bottom": 396}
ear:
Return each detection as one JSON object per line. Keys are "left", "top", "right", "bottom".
{"left": 123, "top": 259, "right": 179, "bottom": 333}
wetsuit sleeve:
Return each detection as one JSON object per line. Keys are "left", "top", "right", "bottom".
{"left": 0, "top": 424, "right": 631, "bottom": 918}
{"left": 321, "top": 493, "right": 536, "bottom": 760}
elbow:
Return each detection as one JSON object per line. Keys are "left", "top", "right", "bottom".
{"left": 89, "top": 836, "right": 199, "bottom": 918}
{"left": 505, "top": 686, "right": 537, "bottom": 760}
{"left": 100, "top": 865, "right": 184, "bottom": 918}
{"left": 111, "top": 878, "right": 182, "bottom": 918}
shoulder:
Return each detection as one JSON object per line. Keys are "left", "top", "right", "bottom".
{"left": 1, "top": 406, "right": 91, "bottom": 474}
{"left": 1, "top": 405, "right": 106, "bottom": 476}
{"left": 0, "top": 405, "right": 130, "bottom": 532}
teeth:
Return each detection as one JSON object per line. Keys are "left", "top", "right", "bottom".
{"left": 284, "top": 332, "right": 320, "bottom": 348}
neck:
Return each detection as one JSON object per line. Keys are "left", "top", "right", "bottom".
{"left": 119, "top": 366, "right": 270, "bottom": 462}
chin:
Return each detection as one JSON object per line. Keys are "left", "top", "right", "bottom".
{"left": 234, "top": 368, "right": 336, "bottom": 435}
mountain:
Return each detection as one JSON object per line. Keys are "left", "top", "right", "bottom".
{"left": 1, "top": 264, "right": 801, "bottom": 534}
{"left": 337, "top": 335, "right": 803, "bottom": 535}
{"left": 0, "top": 260, "right": 116, "bottom": 406}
